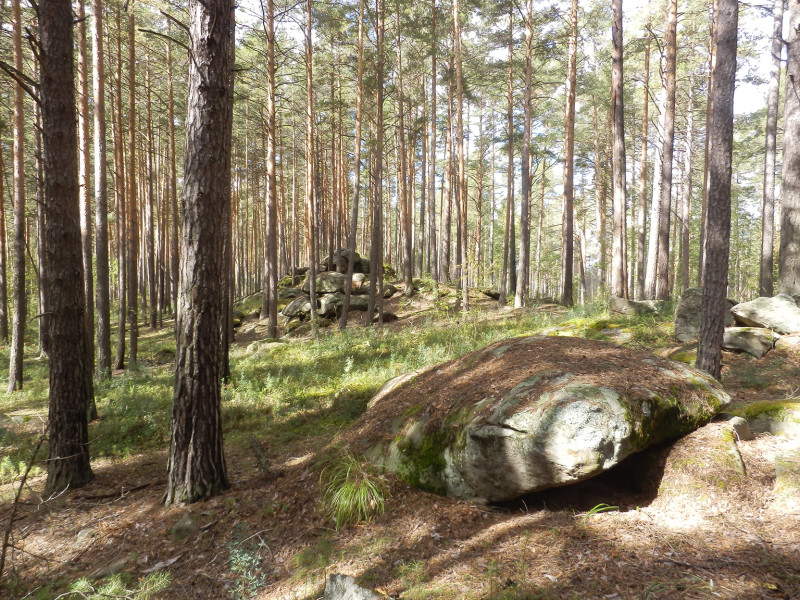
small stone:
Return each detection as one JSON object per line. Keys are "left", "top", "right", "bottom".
{"left": 170, "top": 512, "right": 199, "bottom": 542}
{"left": 75, "top": 528, "right": 96, "bottom": 548}
{"left": 729, "top": 416, "right": 754, "bottom": 441}
{"left": 323, "top": 573, "right": 384, "bottom": 600}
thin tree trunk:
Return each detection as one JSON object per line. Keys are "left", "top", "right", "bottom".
{"left": 93, "top": 0, "right": 111, "bottom": 377}
{"left": 681, "top": 80, "right": 695, "bottom": 293}
{"left": 761, "top": 0, "right": 785, "bottom": 297}
{"left": 561, "top": 0, "right": 578, "bottom": 307}
{"left": 500, "top": 7, "right": 514, "bottom": 306}
{"left": 126, "top": 10, "right": 139, "bottom": 363}
{"left": 454, "top": 0, "right": 468, "bottom": 310}
{"left": 8, "top": 0, "right": 26, "bottom": 392}
{"left": 699, "top": 0, "right": 719, "bottom": 288}
{"left": 515, "top": 0, "right": 533, "bottom": 309}
{"left": 428, "top": 0, "right": 438, "bottom": 283}
{"left": 396, "top": 6, "right": 413, "bottom": 297}
{"left": 635, "top": 32, "right": 650, "bottom": 300}
{"left": 611, "top": 0, "right": 628, "bottom": 299}
{"left": 113, "top": 4, "right": 127, "bottom": 369}
{"left": 340, "top": 0, "right": 365, "bottom": 331}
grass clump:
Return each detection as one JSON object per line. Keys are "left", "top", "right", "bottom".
{"left": 319, "top": 451, "right": 387, "bottom": 529}
{"left": 62, "top": 572, "right": 170, "bottom": 600}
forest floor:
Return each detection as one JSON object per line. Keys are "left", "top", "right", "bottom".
{"left": 1, "top": 285, "right": 799, "bottom": 600}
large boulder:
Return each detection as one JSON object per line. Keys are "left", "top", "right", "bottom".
{"left": 722, "top": 327, "right": 779, "bottom": 358}
{"left": 730, "top": 294, "right": 800, "bottom": 334}
{"left": 302, "top": 271, "right": 347, "bottom": 294}
{"left": 674, "top": 287, "right": 736, "bottom": 342}
{"left": 609, "top": 296, "right": 658, "bottom": 316}
{"left": 280, "top": 296, "right": 313, "bottom": 320}
{"left": 356, "top": 336, "right": 730, "bottom": 503}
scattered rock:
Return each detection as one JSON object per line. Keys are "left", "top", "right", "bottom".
{"left": 730, "top": 294, "right": 800, "bottom": 334}
{"left": 722, "top": 327, "right": 779, "bottom": 358}
{"left": 674, "top": 288, "right": 736, "bottom": 342}
{"left": 728, "top": 416, "right": 754, "bottom": 441}
{"left": 775, "top": 334, "right": 800, "bottom": 350}
{"left": 360, "top": 336, "right": 730, "bottom": 503}
{"left": 75, "top": 528, "right": 96, "bottom": 548}
{"left": 481, "top": 289, "right": 501, "bottom": 300}
{"left": 320, "top": 292, "right": 345, "bottom": 317}
{"left": 323, "top": 573, "right": 385, "bottom": 600}
{"left": 609, "top": 297, "right": 658, "bottom": 316}
{"left": 724, "top": 400, "right": 800, "bottom": 437}
{"left": 302, "top": 272, "right": 347, "bottom": 294}
{"left": 170, "top": 512, "right": 199, "bottom": 542}
{"left": 278, "top": 287, "right": 303, "bottom": 300}
{"left": 281, "top": 296, "right": 313, "bottom": 320}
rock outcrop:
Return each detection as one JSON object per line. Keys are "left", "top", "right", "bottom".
{"left": 357, "top": 336, "right": 730, "bottom": 503}
{"left": 730, "top": 294, "right": 800, "bottom": 334}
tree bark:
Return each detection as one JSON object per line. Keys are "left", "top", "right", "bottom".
{"left": 340, "top": 0, "right": 365, "bottom": 331}
{"left": 428, "top": 0, "right": 438, "bottom": 283}
{"left": 453, "top": 0, "right": 468, "bottom": 310}
{"left": 500, "top": 7, "right": 514, "bottom": 306}
{"left": 697, "top": 0, "right": 738, "bottom": 379}
{"left": 515, "top": 0, "right": 533, "bottom": 309}
{"left": 635, "top": 32, "right": 650, "bottom": 300}
{"left": 40, "top": 0, "right": 93, "bottom": 495}
{"left": 8, "top": 0, "right": 26, "bottom": 392}
{"left": 779, "top": 0, "right": 800, "bottom": 294}
{"left": 761, "top": 0, "right": 785, "bottom": 297}
{"left": 164, "top": 0, "right": 233, "bottom": 505}
{"left": 611, "top": 0, "right": 628, "bottom": 299}
{"left": 259, "top": 0, "right": 278, "bottom": 338}
{"left": 126, "top": 10, "right": 139, "bottom": 363}
{"left": 93, "top": 0, "right": 112, "bottom": 378}
{"left": 561, "top": 0, "right": 578, "bottom": 307}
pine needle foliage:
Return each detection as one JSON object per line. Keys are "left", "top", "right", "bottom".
{"left": 319, "top": 451, "right": 387, "bottom": 530}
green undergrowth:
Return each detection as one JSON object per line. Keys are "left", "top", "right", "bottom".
{"left": 1, "top": 301, "right": 679, "bottom": 495}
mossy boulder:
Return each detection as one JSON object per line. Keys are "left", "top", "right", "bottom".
{"left": 609, "top": 296, "right": 658, "bottom": 316}
{"left": 650, "top": 422, "right": 746, "bottom": 512}
{"left": 724, "top": 400, "right": 800, "bottom": 437}
{"left": 302, "top": 271, "right": 347, "bottom": 294}
{"left": 353, "top": 336, "right": 730, "bottom": 503}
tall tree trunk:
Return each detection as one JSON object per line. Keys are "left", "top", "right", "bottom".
{"left": 699, "top": 0, "right": 719, "bottom": 288}
{"left": 304, "top": 0, "right": 319, "bottom": 335}
{"left": 561, "top": 0, "right": 578, "bottom": 307}
{"left": 126, "top": 10, "right": 139, "bottom": 363}
{"left": 145, "top": 55, "right": 157, "bottom": 330}
{"left": 697, "top": 0, "right": 738, "bottom": 379}
{"left": 680, "top": 79, "right": 695, "bottom": 293}
{"left": 77, "top": 0, "right": 96, "bottom": 400}
{"left": 259, "top": 0, "right": 278, "bottom": 338}
{"left": 635, "top": 32, "right": 650, "bottom": 300}
{"left": 453, "top": 0, "right": 468, "bottom": 310}
{"left": 340, "top": 0, "right": 365, "bottom": 331}
{"left": 396, "top": 6, "right": 413, "bottom": 297}
{"left": 500, "top": 7, "right": 514, "bottom": 306}
{"left": 113, "top": 4, "right": 127, "bottom": 369}
{"left": 655, "top": 0, "right": 678, "bottom": 300}
{"left": 611, "top": 0, "right": 628, "bottom": 299}
{"left": 164, "top": 0, "right": 233, "bottom": 505}
{"left": 93, "top": 0, "right": 112, "bottom": 378}
{"left": 40, "top": 0, "right": 93, "bottom": 495}
{"left": 428, "top": 0, "right": 438, "bottom": 282}
{"left": 167, "top": 23, "right": 179, "bottom": 312}
{"left": 761, "top": 0, "right": 785, "bottom": 297}
{"left": 369, "top": 0, "right": 386, "bottom": 325}
{"left": 0, "top": 124, "right": 7, "bottom": 342}
{"left": 8, "top": 0, "right": 26, "bottom": 392}
{"left": 515, "top": 0, "right": 533, "bottom": 309}
{"left": 779, "top": 1, "right": 800, "bottom": 294}
{"left": 593, "top": 103, "right": 608, "bottom": 294}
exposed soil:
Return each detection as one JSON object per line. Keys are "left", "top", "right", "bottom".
{"left": 3, "top": 296, "right": 800, "bottom": 600}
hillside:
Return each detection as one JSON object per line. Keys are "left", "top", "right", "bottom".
{"left": 1, "top": 289, "right": 799, "bottom": 600}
